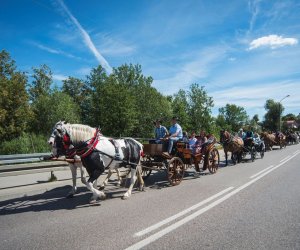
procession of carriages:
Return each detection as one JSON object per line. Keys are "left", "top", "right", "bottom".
{"left": 47, "top": 121, "right": 299, "bottom": 203}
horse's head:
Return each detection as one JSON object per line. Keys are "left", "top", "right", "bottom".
{"left": 220, "top": 129, "right": 229, "bottom": 143}
{"left": 48, "top": 121, "right": 69, "bottom": 157}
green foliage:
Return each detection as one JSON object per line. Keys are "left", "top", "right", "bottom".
{"left": 28, "top": 64, "right": 52, "bottom": 102}
{"left": 30, "top": 91, "right": 81, "bottom": 135}
{"left": 282, "top": 113, "right": 297, "bottom": 121}
{"left": 188, "top": 83, "right": 214, "bottom": 132}
{"left": 0, "top": 133, "right": 49, "bottom": 154}
{"left": 171, "top": 84, "right": 214, "bottom": 134}
{"left": 218, "top": 104, "right": 249, "bottom": 132}
{"left": 263, "top": 99, "right": 282, "bottom": 131}
{"left": 0, "top": 50, "right": 31, "bottom": 141}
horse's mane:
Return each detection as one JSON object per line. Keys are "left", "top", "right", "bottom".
{"left": 65, "top": 123, "right": 96, "bottom": 144}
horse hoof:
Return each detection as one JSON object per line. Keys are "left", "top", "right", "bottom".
{"left": 99, "top": 186, "right": 105, "bottom": 191}
{"left": 122, "top": 195, "right": 129, "bottom": 200}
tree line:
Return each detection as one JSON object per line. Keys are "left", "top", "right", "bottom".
{"left": 0, "top": 50, "right": 298, "bottom": 153}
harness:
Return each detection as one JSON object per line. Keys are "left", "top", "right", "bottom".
{"left": 62, "top": 130, "right": 140, "bottom": 170}
{"left": 63, "top": 129, "right": 100, "bottom": 159}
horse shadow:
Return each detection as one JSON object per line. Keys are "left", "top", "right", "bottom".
{"left": 0, "top": 185, "right": 96, "bottom": 216}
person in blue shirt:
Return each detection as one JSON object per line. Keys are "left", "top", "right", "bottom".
{"left": 163, "top": 117, "right": 183, "bottom": 156}
{"left": 153, "top": 119, "right": 168, "bottom": 143}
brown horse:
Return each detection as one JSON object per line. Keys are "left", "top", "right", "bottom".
{"left": 220, "top": 130, "right": 244, "bottom": 166}
{"left": 261, "top": 132, "right": 286, "bottom": 150}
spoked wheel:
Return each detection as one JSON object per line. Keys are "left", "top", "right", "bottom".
{"left": 167, "top": 157, "right": 185, "bottom": 186}
{"left": 251, "top": 146, "right": 256, "bottom": 162}
{"left": 206, "top": 148, "right": 220, "bottom": 174}
{"left": 140, "top": 156, "right": 153, "bottom": 179}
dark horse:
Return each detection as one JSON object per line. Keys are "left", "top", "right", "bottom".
{"left": 220, "top": 130, "right": 244, "bottom": 166}
{"left": 286, "top": 131, "right": 299, "bottom": 145}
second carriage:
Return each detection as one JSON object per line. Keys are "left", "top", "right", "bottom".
{"left": 140, "top": 138, "right": 220, "bottom": 186}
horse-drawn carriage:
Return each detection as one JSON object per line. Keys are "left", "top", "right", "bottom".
{"left": 141, "top": 138, "right": 220, "bottom": 186}
{"left": 241, "top": 137, "right": 264, "bottom": 162}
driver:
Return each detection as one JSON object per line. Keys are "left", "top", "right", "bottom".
{"left": 162, "top": 117, "right": 183, "bottom": 157}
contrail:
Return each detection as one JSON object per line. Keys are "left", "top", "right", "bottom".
{"left": 57, "top": 0, "right": 112, "bottom": 74}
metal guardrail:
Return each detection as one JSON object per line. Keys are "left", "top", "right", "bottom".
{"left": 0, "top": 153, "right": 70, "bottom": 177}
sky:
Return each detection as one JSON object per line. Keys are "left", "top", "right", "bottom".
{"left": 1, "top": 0, "right": 300, "bottom": 119}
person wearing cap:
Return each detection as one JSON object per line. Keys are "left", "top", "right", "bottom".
{"left": 153, "top": 119, "right": 168, "bottom": 143}
{"left": 163, "top": 117, "right": 183, "bottom": 157}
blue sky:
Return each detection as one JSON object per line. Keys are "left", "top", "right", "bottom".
{"left": 1, "top": 0, "right": 300, "bottom": 119}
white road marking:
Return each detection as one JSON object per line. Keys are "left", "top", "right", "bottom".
{"left": 125, "top": 151, "right": 300, "bottom": 250}
{"left": 293, "top": 150, "right": 300, "bottom": 155}
{"left": 135, "top": 187, "right": 234, "bottom": 237}
{"left": 250, "top": 165, "right": 274, "bottom": 179}
{"left": 280, "top": 155, "right": 291, "bottom": 162}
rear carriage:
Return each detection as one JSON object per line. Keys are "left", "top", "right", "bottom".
{"left": 141, "top": 138, "right": 220, "bottom": 186}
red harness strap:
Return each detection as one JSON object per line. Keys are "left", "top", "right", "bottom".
{"left": 76, "top": 129, "right": 100, "bottom": 158}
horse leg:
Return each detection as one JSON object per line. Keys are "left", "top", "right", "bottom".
{"left": 224, "top": 149, "right": 228, "bottom": 166}
{"left": 67, "top": 163, "right": 77, "bottom": 198}
{"left": 86, "top": 181, "right": 106, "bottom": 203}
{"left": 232, "top": 152, "right": 237, "bottom": 165}
{"left": 77, "top": 160, "right": 87, "bottom": 185}
{"left": 99, "top": 169, "right": 114, "bottom": 190}
{"left": 122, "top": 167, "right": 138, "bottom": 200}
{"left": 136, "top": 165, "right": 145, "bottom": 191}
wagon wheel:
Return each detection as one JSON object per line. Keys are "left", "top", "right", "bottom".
{"left": 167, "top": 157, "right": 185, "bottom": 186}
{"left": 251, "top": 146, "right": 256, "bottom": 162}
{"left": 141, "top": 156, "right": 153, "bottom": 179}
{"left": 205, "top": 148, "right": 220, "bottom": 174}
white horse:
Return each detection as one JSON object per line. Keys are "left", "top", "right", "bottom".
{"left": 48, "top": 121, "right": 144, "bottom": 202}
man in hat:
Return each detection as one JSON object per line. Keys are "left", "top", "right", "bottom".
{"left": 163, "top": 117, "right": 183, "bottom": 157}
{"left": 153, "top": 119, "right": 168, "bottom": 144}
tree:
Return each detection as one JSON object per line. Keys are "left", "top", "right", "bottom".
{"left": 282, "top": 113, "right": 297, "bottom": 121}
{"left": 28, "top": 64, "right": 52, "bottom": 102}
{"left": 91, "top": 75, "right": 138, "bottom": 137}
{"left": 62, "top": 76, "right": 90, "bottom": 123}
{"left": 188, "top": 83, "right": 214, "bottom": 133}
{"left": 30, "top": 91, "right": 81, "bottom": 135}
{"left": 0, "top": 50, "right": 31, "bottom": 141}
{"left": 263, "top": 99, "right": 283, "bottom": 131}
{"left": 218, "top": 104, "right": 249, "bottom": 132}
{"left": 172, "top": 89, "right": 191, "bottom": 131}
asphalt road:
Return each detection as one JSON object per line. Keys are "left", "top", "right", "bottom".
{"left": 0, "top": 144, "right": 300, "bottom": 250}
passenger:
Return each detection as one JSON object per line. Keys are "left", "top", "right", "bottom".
{"left": 152, "top": 119, "right": 168, "bottom": 144}
{"left": 238, "top": 128, "right": 246, "bottom": 139}
{"left": 182, "top": 131, "right": 189, "bottom": 143}
{"left": 195, "top": 130, "right": 207, "bottom": 154}
{"left": 189, "top": 131, "right": 198, "bottom": 154}
{"left": 162, "top": 117, "right": 183, "bottom": 157}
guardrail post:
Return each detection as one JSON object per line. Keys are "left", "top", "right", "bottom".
{"left": 49, "top": 170, "right": 57, "bottom": 182}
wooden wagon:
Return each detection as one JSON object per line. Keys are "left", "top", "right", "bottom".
{"left": 141, "top": 139, "right": 220, "bottom": 186}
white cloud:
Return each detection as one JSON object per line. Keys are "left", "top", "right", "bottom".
{"left": 56, "top": 0, "right": 112, "bottom": 74}
{"left": 53, "top": 74, "right": 67, "bottom": 81}
{"left": 248, "top": 35, "right": 298, "bottom": 50}
{"left": 30, "top": 41, "right": 81, "bottom": 60}
{"left": 153, "top": 46, "right": 227, "bottom": 95}
{"left": 94, "top": 33, "right": 136, "bottom": 57}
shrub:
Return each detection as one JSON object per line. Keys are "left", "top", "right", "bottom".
{"left": 0, "top": 133, "right": 49, "bottom": 154}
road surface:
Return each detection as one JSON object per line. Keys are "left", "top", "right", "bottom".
{"left": 0, "top": 144, "right": 300, "bottom": 250}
